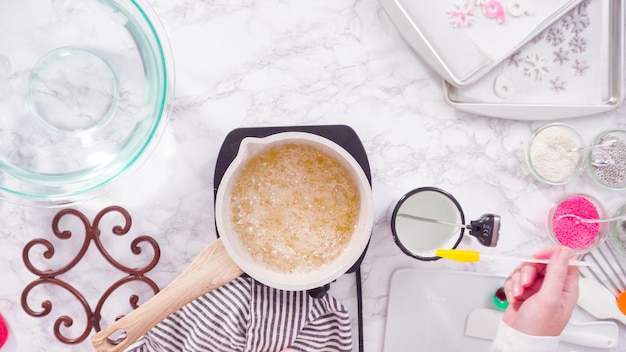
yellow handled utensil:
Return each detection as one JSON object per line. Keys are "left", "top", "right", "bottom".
{"left": 435, "top": 248, "right": 592, "bottom": 267}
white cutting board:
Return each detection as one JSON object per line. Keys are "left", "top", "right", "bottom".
{"left": 383, "top": 269, "right": 616, "bottom": 352}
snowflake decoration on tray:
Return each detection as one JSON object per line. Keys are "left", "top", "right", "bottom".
{"left": 572, "top": 59, "right": 590, "bottom": 76}
{"left": 578, "top": 0, "right": 592, "bottom": 10}
{"left": 531, "top": 31, "right": 545, "bottom": 44}
{"left": 524, "top": 53, "right": 550, "bottom": 80}
{"left": 448, "top": 0, "right": 476, "bottom": 28}
{"left": 568, "top": 36, "right": 587, "bottom": 53}
{"left": 553, "top": 47, "right": 570, "bottom": 66}
{"left": 562, "top": 2, "right": 591, "bottom": 34}
{"left": 546, "top": 27, "right": 565, "bottom": 47}
{"left": 550, "top": 76, "right": 567, "bottom": 93}
{"left": 508, "top": 51, "right": 524, "bottom": 67}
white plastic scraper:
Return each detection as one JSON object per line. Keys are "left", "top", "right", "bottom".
{"left": 578, "top": 277, "right": 626, "bottom": 325}
{"left": 465, "top": 308, "right": 618, "bottom": 349}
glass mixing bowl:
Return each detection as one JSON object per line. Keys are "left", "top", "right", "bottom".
{"left": 0, "top": 0, "right": 173, "bottom": 206}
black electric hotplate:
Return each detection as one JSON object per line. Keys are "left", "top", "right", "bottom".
{"left": 212, "top": 125, "right": 370, "bottom": 351}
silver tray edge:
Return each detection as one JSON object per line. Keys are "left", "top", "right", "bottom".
{"left": 380, "top": 0, "right": 585, "bottom": 87}
{"left": 442, "top": 0, "right": 625, "bottom": 120}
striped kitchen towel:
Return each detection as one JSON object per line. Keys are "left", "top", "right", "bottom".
{"left": 125, "top": 276, "right": 352, "bottom": 352}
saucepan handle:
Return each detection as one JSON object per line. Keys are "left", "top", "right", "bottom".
{"left": 91, "top": 239, "right": 243, "bottom": 352}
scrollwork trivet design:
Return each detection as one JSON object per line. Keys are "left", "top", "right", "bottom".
{"left": 21, "top": 206, "right": 161, "bottom": 345}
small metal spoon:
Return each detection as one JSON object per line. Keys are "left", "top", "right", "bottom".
{"left": 557, "top": 214, "right": 626, "bottom": 224}
{"left": 396, "top": 213, "right": 501, "bottom": 247}
{"left": 592, "top": 158, "right": 615, "bottom": 167}
{"left": 592, "top": 157, "right": 626, "bottom": 168}
{"left": 569, "top": 139, "right": 616, "bottom": 153}
{"left": 396, "top": 213, "right": 470, "bottom": 229}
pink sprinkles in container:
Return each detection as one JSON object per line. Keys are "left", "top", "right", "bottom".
{"left": 552, "top": 195, "right": 600, "bottom": 249}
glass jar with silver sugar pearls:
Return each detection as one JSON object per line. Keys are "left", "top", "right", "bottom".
{"left": 609, "top": 204, "right": 626, "bottom": 255}
{"left": 589, "top": 130, "right": 626, "bottom": 189}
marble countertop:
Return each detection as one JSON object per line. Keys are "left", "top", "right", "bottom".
{"left": 1, "top": 0, "right": 626, "bottom": 351}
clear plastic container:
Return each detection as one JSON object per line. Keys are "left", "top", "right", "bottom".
{"left": 588, "top": 129, "right": 626, "bottom": 190}
{"left": 527, "top": 123, "right": 586, "bottom": 185}
{"left": 548, "top": 194, "right": 608, "bottom": 254}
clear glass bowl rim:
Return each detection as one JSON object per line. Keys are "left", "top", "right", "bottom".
{"left": 0, "top": 0, "right": 174, "bottom": 206}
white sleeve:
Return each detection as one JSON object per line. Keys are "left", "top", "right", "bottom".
{"left": 491, "top": 320, "right": 560, "bottom": 352}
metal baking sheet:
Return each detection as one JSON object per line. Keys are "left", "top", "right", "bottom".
{"left": 380, "top": 0, "right": 584, "bottom": 87}
{"left": 444, "top": 0, "right": 624, "bottom": 120}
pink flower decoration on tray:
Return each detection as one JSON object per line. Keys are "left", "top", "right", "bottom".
{"left": 448, "top": 0, "right": 476, "bottom": 28}
{"left": 483, "top": 0, "right": 506, "bottom": 24}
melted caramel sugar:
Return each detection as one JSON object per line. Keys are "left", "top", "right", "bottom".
{"left": 230, "top": 144, "right": 360, "bottom": 273}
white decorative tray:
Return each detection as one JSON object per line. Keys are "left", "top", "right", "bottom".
{"left": 380, "top": 0, "right": 584, "bottom": 87}
{"left": 444, "top": 0, "right": 624, "bottom": 120}
{"left": 383, "top": 269, "right": 618, "bottom": 352}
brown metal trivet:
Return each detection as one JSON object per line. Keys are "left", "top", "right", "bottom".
{"left": 21, "top": 206, "right": 161, "bottom": 345}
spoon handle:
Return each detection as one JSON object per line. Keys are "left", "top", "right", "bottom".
{"left": 561, "top": 325, "right": 618, "bottom": 349}
{"left": 589, "top": 215, "right": 626, "bottom": 224}
{"left": 569, "top": 140, "right": 615, "bottom": 153}
{"left": 396, "top": 213, "right": 467, "bottom": 228}
{"left": 91, "top": 239, "right": 243, "bottom": 352}
{"left": 559, "top": 214, "right": 626, "bottom": 224}
{"left": 482, "top": 254, "right": 592, "bottom": 267}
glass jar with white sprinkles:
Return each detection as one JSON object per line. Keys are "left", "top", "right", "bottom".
{"left": 526, "top": 123, "right": 586, "bottom": 185}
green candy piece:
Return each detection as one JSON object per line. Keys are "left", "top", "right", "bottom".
{"left": 493, "top": 287, "right": 509, "bottom": 311}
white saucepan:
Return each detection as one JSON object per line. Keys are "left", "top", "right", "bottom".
{"left": 91, "top": 131, "right": 373, "bottom": 351}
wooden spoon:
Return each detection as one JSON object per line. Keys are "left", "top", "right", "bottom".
{"left": 91, "top": 239, "right": 243, "bottom": 352}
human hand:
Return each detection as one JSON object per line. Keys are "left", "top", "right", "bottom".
{"left": 502, "top": 246, "right": 579, "bottom": 336}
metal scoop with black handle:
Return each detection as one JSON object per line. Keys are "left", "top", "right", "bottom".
{"left": 396, "top": 213, "right": 500, "bottom": 247}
